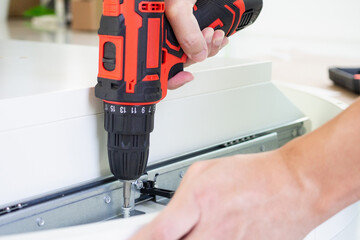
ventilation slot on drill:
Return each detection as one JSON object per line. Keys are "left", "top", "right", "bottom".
{"left": 123, "top": 152, "right": 128, "bottom": 162}
{"left": 133, "top": 135, "right": 139, "bottom": 147}
{"left": 114, "top": 134, "right": 120, "bottom": 147}
{"left": 236, "top": 10, "right": 254, "bottom": 31}
{"left": 139, "top": 2, "right": 165, "bottom": 13}
{"left": 111, "top": 83, "right": 119, "bottom": 89}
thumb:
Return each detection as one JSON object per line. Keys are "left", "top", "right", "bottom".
{"left": 130, "top": 183, "right": 200, "bottom": 239}
{"left": 165, "top": 0, "right": 208, "bottom": 62}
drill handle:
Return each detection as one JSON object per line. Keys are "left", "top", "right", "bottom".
{"left": 162, "top": 0, "right": 263, "bottom": 81}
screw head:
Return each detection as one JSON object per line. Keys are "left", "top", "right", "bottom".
{"left": 179, "top": 171, "right": 185, "bottom": 179}
{"left": 134, "top": 180, "right": 143, "bottom": 189}
{"left": 260, "top": 145, "right": 266, "bottom": 152}
{"left": 36, "top": 217, "right": 45, "bottom": 227}
{"left": 298, "top": 127, "right": 306, "bottom": 136}
{"left": 5, "top": 207, "right": 11, "bottom": 213}
{"left": 104, "top": 195, "right": 112, "bottom": 204}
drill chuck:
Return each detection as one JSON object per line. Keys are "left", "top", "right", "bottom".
{"left": 104, "top": 102, "right": 155, "bottom": 180}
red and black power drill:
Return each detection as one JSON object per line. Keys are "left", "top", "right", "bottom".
{"left": 95, "top": 0, "right": 262, "bottom": 213}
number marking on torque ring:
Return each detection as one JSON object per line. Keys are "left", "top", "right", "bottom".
{"left": 120, "top": 106, "right": 126, "bottom": 113}
{"left": 131, "top": 107, "right": 137, "bottom": 114}
{"left": 110, "top": 105, "right": 115, "bottom": 112}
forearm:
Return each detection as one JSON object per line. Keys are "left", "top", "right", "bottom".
{"left": 281, "top": 97, "right": 360, "bottom": 225}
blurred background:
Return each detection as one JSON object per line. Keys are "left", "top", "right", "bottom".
{"left": 0, "top": 0, "right": 359, "bottom": 103}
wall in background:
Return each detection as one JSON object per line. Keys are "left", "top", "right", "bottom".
{"left": 248, "top": 0, "right": 360, "bottom": 41}
{"left": 0, "top": 0, "right": 10, "bottom": 21}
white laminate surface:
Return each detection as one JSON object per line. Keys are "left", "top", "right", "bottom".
{"left": 0, "top": 40, "right": 97, "bottom": 99}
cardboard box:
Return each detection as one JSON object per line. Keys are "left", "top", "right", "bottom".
{"left": 71, "top": 0, "right": 102, "bottom": 31}
{"left": 9, "top": 0, "right": 40, "bottom": 17}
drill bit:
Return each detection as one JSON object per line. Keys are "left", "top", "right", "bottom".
{"left": 122, "top": 181, "right": 132, "bottom": 218}
{"left": 123, "top": 181, "right": 132, "bottom": 208}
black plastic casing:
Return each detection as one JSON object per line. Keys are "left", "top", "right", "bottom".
{"left": 329, "top": 68, "right": 360, "bottom": 94}
{"left": 104, "top": 103, "right": 155, "bottom": 180}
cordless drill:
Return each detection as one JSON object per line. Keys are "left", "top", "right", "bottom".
{"left": 95, "top": 0, "right": 263, "bottom": 213}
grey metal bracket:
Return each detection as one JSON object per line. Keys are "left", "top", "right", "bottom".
{"left": 0, "top": 118, "right": 308, "bottom": 236}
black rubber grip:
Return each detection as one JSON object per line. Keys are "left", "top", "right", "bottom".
{"left": 163, "top": 0, "right": 263, "bottom": 76}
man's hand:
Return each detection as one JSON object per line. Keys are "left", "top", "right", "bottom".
{"left": 166, "top": 0, "right": 229, "bottom": 90}
{"left": 130, "top": 150, "right": 318, "bottom": 239}
{"left": 131, "top": 98, "right": 360, "bottom": 239}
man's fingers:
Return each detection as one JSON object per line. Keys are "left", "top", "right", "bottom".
{"left": 131, "top": 163, "right": 209, "bottom": 240}
{"left": 168, "top": 71, "right": 194, "bottom": 90}
{"left": 131, "top": 205, "right": 199, "bottom": 240}
{"left": 209, "top": 30, "right": 225, "bottom": 57}
{"left": 203, "top": 28, "right": 214, "bottom": 45}
{"left": 184, "top": 58, "right": 196, "bottom": 68}
{"left": 131, "top": 186, "right": 200, "bottom": 240}
{"left": 183, "top": 223, "right": 210, "bottom": 240}
{"left": 185, "top": 30, "right": 229, "bottom": 68}
{"left": 165, "top": 0, "right": 208, "bottom": 62}
{"left": 221, "top": 37, "right": 230, "bottom": 48}
{"left": 203, "top": 27, "right": 215, "bottom": 59}
{"left": 185, "top": 28, "right": 214, "bottom": 67}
